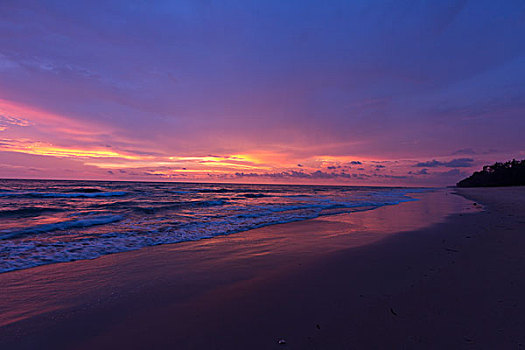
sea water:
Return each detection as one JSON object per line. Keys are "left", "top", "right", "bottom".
{"left": 0, "top": 179, "right": 428, "bottom": 272}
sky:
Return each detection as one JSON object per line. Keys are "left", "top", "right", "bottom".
{"left": 0, "top": 0, "right": 524, "bottom": 186}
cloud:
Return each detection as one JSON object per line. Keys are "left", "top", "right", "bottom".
{"left": 414, "top": 158, "right": 474, "bottom": 168}
{"left": 235, "top": 170, "right": 355, "bottom": 180}
{"left": 234, "top": 169, "right": 411, "bottom": 181}
{"left": 451, "top": 148, "right": 476, "bottom": 155}
{"left": 372, "top": 174, "right": 408, "bottom": 179}
{"left": 0, "top": 114, "right": 30, "bottom": 131}
{"left": 436, "top": 169, "right": 463, "bottom": 177}
{"left": 408, "top": 168, "right": 429, "bottom": 175}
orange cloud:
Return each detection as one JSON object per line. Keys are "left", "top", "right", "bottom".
{"left": 0, "top": 138, "right": 147, "bottom": 160}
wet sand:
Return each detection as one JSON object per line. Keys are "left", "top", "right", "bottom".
{"left": 1, "top": 188, "right": 524, "bottom": 349}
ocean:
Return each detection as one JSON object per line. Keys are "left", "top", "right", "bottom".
{"left": 0, "top": 179, "right": 427, "bottom": 273}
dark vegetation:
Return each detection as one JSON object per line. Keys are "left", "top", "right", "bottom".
{"left": 457, "top": 159, "right": 525, "bottom": 187}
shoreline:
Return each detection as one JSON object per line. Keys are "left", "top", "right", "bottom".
{"left": 1, "top": 187, "right": 524, "bottom": 348}
{"left": 0, "top": 188, "right": 435, "bottom": 275}
{"left": 0, "top": 184, "right": 429, "bottom": 274}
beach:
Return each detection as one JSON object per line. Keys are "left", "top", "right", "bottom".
{"left": 1, "top": 187, "right": 524, "bottom": 349}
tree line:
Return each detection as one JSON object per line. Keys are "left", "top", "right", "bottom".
{"left": 456, "top": 159, "right": 525, "bottom": 187}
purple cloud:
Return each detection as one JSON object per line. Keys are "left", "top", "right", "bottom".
{"left": 409, "top": 168, "right": 429, "bottom": 175}
{"left": 414, "top": 158, "right": 474, "bottom": 168}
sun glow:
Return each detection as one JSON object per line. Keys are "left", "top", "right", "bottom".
{"left": 0, "top": 138, "right": 148, "bottom": 160}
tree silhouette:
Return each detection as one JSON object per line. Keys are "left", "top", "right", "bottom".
{"left": 457, "top": 159, "right": 525, "bottom": 187}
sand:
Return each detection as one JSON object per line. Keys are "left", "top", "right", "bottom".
{"left": 0, "top": 187, "right": 524, "bottom": 349}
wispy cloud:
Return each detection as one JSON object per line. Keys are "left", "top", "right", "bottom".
{"left": 0, "top": 114, "right": 30, "bottom": 131}
{"left": 451, "top": 148, "right": 477, "bottom": 155}
{"left": 414, "top": 158, "right": 474, "bottom": 168}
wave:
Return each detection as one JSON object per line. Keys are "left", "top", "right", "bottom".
{"left": 187, "top": 188, "right": 272, "bottom": 194}
{"left": 0, "top": 181, "right": 429, "bottom": 273}
{"left": 133, "top": 199, "right": 227, "bottom": 214}
{"left": 65, "top": 188, "right": 104, "bottom": 193}
{"left": 0, "top": 191, "right": 127, "bottom": 198}
{"left": 240, "top": 193, "right": 267, "bottom": 198}
{"left": 282, "top": 194, "right": 316, "bottom": 198}
{"left": 0, "top": 215, "right": 123, "bottom": 240}
{"left": 87, "top": 200, "right": 140, "bottom": 210}
{"left": 169, "top": 189, "right": 270, "bottom": 197}
{"left": 0, "top": 207, "right": 65, "bottom": 218}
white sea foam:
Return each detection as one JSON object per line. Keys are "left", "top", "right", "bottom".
{"left": 0, "top": 215, "right": 123, "bottom": 240}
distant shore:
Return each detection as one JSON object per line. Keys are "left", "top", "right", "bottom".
{"left": 1, "top": 187, "right": 524, "bottom": 349}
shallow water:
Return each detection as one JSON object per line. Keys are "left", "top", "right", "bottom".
{"left": 0, "top": 179, "right": 428, "bottom": 272}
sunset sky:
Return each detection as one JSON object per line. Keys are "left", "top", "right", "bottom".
{"left": 1, "top": 0, "right": 524, "bottom": 185}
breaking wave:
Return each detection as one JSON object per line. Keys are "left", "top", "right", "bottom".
{"left": 0, "top": 179, "right": 429, "bottom": 272}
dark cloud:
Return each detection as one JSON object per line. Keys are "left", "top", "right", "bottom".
{"left": 235, "top": 170, "right": 356, "bottom": 180}
{"left": 372, "top": 174, "right": 408, "bottom": 179}
{"left": 437, "top": 169, "right": 463, "bottom": 177}
{"left": 451, "top": 148, "right": 477, "bottom": 155}
{"left": 352, "top": 173, "right": 371, "bottom": 180}
{"left": 234, "top": 169, "right": 411, "bottom": 181}
{"left": 408, "top": 168, "right": 429, "bottom": 175}
{"left": 414, "top": 158, "right": 474, "bottom": 168}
